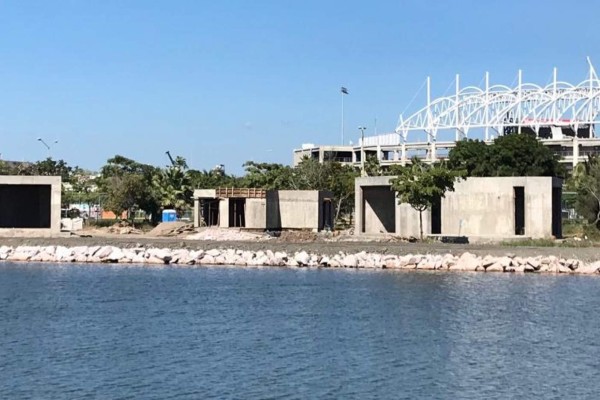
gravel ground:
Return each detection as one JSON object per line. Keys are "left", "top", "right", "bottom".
{"left": 1, "top": 235, "right": 599, "bottom": 262}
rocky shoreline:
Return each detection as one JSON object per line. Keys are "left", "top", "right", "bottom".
{"left": 1, "top": 244, "right": 599, "bottom": 274}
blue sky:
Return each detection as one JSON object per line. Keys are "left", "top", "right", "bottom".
{"left": 1, "top": 0, "right": 599, "bottom": 174}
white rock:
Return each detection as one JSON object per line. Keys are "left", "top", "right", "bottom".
{"left": 453, "top": 252, "right": 480, "bottom": 271}
{"left": 341, "top": 254, "right": 357, "bottom": 268}
{"left": 199, "top": 255, "right": 215, "bottom": 265}
{"left": 214, "top": 255, "right": 226, "bottom": 265}
{"left": 94, "top": 246, "right": 113, "bottom": 259}
{"left": 383, "top": 255, "right": 400, "bottom": 269}
{"left": 329, "top": 259, "right": 341, "bottom": 268}
{"left": 526, "top": 258, "right": 541, "bottom": 270}
{"left": 206, "top": 249, "right": 221, "bottom": 257}
{"left": 103, "top": 247, "right": 124, "bottom": 263}
{"left": 294, "top": 251, "right": 310, "bottom": 266}
{"left": 575, "top": 262, "right": 600, "bottom": 274}
{"left": 55, "top": 246, "right": 74, "bottom": 262}
{"left": 486, "top": 263, "right": 504, "bottom": 272}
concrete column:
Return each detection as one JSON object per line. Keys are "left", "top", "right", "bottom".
{"left": 219, "top": 199, "right": 229, "bottom": 228}
{"left": 430, "top": 141, "right": 437, "bottom": 162}
{"left": 355, "top": 184, "right": 363, "bottom": 235}
{"left": 193, "top": 198, "right": 200, "bottom": 228}
{"left": 51, "top": 180, "right": 61, "bottom": 234}
{"left": 318, "top": 149, "right": 324, "bottom": 163}
{"left": 401, "top": 143, "right": 407, "bottom": 166}
{"left": 573, "top": 136, "right": 579, "bottom": 169}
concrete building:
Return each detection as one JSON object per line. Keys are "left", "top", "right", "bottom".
{"left": 193, "top": 188, "right": 333, "bottom": 231}
{"left": 355, "top": 176, "right": 562, "bottom": 240}
{"left": 293, "top": 137, "right": 600, "bottom": 172}
{"left": 0, "top": 175, "right": 62, "bottom": 236}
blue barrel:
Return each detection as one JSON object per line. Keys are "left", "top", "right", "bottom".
{"left": 162, "top": 209, "right": 177, "bottom": 222}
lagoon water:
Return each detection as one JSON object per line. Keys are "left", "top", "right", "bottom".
{"left": 1, "top": 263, "right": 600, "bottom": 399}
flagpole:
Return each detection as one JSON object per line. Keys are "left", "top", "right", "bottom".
{"left": 340, "top": 87, "right": 348, "bottom": 145}
{"left": 341, "top": 89, "right": 344, "bottom": 145}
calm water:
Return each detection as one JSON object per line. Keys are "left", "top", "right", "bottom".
{"left": 1, "top": 263, "right": 600, "bottom": 399}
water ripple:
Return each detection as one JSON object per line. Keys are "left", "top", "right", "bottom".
{"left": 1, "top": 263, "right": 600, "bottom": 399}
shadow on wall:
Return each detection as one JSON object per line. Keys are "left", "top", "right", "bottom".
{"left": 363, "top": 186, "right": 395, "bottom": 233}
{"left": 267, "top": 191, "right": 281, "bottom": 230}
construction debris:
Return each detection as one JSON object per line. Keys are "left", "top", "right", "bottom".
{"left": 147, "top": 222, "right": 195, "bottom": 237}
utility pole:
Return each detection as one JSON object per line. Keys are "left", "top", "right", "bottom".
{"left": 359, "top": 126, "right": 367, "bottom": 176}
{"left": 37, "top": 137, "right": 58, "bottom": 158}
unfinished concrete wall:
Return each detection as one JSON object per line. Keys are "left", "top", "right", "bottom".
{"left": 0, "top": 176, "right": 61, "bottom": 236}
{"left": 267, "top": 190, "right": 323, "bottom": 230}
{"left": 441, "top": 177, "right": 560, "bottom": 239}
{"left": 219, "top": 199, "right": 229, "bottom": 228}
{"left": 245, "top": 198, "right": 267, "bottom": 229}
{"left": 355, "top": 175, "right": 560, "bottom": 239}
{"left": 397, "top": 204, "right": 431, "bottom": 238}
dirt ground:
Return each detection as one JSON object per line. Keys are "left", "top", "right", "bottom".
{"left": 2, "top": 230, "right": 600, "bottom": 262}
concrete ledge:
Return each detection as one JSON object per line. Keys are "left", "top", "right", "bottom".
{"left": 0, "top": 229, "right": 70, "bottom": 238}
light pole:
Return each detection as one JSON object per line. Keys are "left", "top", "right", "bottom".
{"left": 37, "top": 137, "right": 58, "bottom": 158}
{"left": 358, "top": 126, "right": 367, "bottom": 176}
{"left": 341, "top": 86, "right": 348, "bottom": 145}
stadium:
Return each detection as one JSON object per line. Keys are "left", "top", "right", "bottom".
{"left": 294, "top": 59, "right": 600, "bottom": 171}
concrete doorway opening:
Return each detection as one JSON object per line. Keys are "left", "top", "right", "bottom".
{"left": 362, "top": 186, "right": 395, "bottom": 233}
{"left": 322, "top": 199, "right": 333, "bottom": 230}
{"left": 200, "top": 199, "right": 220, "bottom": 226}
{"left": 431, "top": 196, "right": 441, "bottom": 234}
{"left": 552, "top": 187, "right": 562, "bottom": 238}
{"left": 514, "top": 186, "right": 525, "bottom": 235}
{"left": 0, "top": 184, "right": 51, "bottom": 228}
{"left": 229, "top": 198, "right": 246, "bottom": 227}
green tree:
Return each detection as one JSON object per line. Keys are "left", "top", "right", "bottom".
{"left": 364, "top": 155, "right": 383, "bottom": 177}
{"left": 292, "top": 158, "right": 359, "bottom": 226}
{"left": 573, "top": 156, "right": 600, "bottom": 228}
{"left": 448, "top": 134, "right": 564, "bottom": 177}
{"left": 99, "top": 155, "right": 160, "bottom": 222}
{"left": 189, "top": 168, "right": 241, "bottom": 189}
{"left": 490, "top": 133, "right": 564, "bottom": 177}
{"left": 323, "top": 162, "right": 359, "bottom": 225}
{"left": 241, "top": 161, "right": 294, "bottom": 189}
{"left": 447, "top": 139, "right": 491, "bottom": 176}
{"left": 390, "top": 157, "right": 461, "bottom": 240}
{"left": 103, "top": 174, "right": 148, "bottom": 223}
{"left": 32, "top": 158, "right": 74, "bottom": 182}
{"left": 153, "top": 160, "right": 193, "bottom": 216}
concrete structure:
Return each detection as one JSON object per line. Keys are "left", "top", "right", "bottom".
{"left": 193, "top": 188, "right": 333, "bottom": 231}
{"left": 355, "top": 176, "right": 562, "bottom": 240}
{"left": 293, "top": 137, "right": 600, "bottom": 172}
{"left": 0, "top": 175, "right": 61, "bottom": 237}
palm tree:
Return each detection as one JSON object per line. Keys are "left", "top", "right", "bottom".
{"left": 153, "top": 161, "right": 193, "bottom": 217}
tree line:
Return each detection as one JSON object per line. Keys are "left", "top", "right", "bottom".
{"left": 3, "top": 132, "right": 600, "bottom": 236}
{"left": 0, "top": 154, "right": 358, "bottom": 226}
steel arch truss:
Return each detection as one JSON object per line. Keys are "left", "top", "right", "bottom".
{"left": 396, "top": 62, "right": 600, "bottom": 143}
